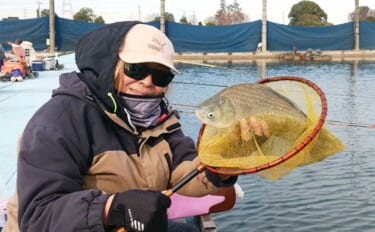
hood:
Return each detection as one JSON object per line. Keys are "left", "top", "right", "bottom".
{"left": 75, "top": 21, "right": 141, "bottom": 113}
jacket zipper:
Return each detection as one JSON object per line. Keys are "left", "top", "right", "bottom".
{"left": 164, "top": 153, "right": 172, "bottom": 189}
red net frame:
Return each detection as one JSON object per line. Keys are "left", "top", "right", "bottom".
{"left": 199, "top": 76, "right": 328, "bottom": 175}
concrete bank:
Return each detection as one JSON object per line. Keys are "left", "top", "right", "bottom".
{"left": 174, "top": 50, "right": 375, "bottom": 63}
{"left": 39, "top": 50, "right": 375, "bottom": 63}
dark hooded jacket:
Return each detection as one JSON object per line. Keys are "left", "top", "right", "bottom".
{"left": 3, "top": 21, "right": 236, "bottom": 232}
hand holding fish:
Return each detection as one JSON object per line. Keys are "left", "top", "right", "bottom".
{"left": 215, "top": 116, "right": 270, "bottom": 180}
{"left": 239, "top": 116, "right": 270, "bottom": 141}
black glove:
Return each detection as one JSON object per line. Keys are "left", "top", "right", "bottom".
{"left": 205, "top": 169, "right": 238, "bottom": 187}
{"left": 106, "top": 189, "right": 171, "bottom": 232}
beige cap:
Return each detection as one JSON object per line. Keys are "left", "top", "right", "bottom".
{"left": 119, "top": 24, "right": 179, "bottom": 73}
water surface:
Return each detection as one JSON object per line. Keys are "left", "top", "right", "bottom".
{"left": 171, "top": 60, "right": 375, "bottom": 232}
{"left": 1, "top": 57, "right": 375, "bottom": 231}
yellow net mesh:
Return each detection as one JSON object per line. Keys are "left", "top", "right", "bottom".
{"left": 197, "top": 79, "right": 345, "bottom": 180}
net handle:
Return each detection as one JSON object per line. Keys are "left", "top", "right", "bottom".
{"left": 203, "top": 76, "right": 328, "bottom": 175}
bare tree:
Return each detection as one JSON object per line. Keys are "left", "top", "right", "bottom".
{"left": 215, "top": 0, "right": 248, "bottom": 25}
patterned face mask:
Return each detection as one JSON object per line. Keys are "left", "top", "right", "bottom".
{"left": 119, "top": 94, "right": 162, "bottom": 128}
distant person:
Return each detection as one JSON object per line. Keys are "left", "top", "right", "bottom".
{"left": 292, "top": 46, "right": 297, "bottom": 54}
{"left": 0, "top": 43, "right": 5, "bottom": 59}
{"left": 2, "top": 21, "right": 273, "bottom": 232}
{"left": 6, "top": 39, "right": 25, "bottom": 62}
{"left": 7, "top": 39, "right": 23, "bottom": 50}
{"left": 10, "top": 69, "right": 23, "bottom": 82}
{"left": 0, "top": 43, "right": 5, "bottom": 68}
{"left": 6, "top": 39, "right": 37, "bottom": 66}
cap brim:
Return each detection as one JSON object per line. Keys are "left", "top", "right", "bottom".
{"left": 119, "top": 52, "right": 179, "bottom": 74}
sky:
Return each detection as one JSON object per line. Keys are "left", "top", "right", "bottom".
{"left": 0, "top": 0, "right": 375, "bottom": 25}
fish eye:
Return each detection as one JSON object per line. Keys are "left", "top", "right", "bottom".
{"left": 207, "top": 112, "right": 215, "bottom": 119}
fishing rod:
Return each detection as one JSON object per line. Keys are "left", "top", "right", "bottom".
{"left": 173, "top": 80, "right": 227, "bottom": 87}
{"left": 325, "top": 120, "right": 375, "bottom": 128}
{"left": 175, "top": 59, "right": 245, "bottom": 73}
{"left": 170, "top": 103, "right": 375, "bottom": 129}
{"left": 175, "top": 59, "right": 226, "bottom": 69}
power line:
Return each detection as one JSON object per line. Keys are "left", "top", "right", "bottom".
{"left": 62, "top": 0, "right": 73, "bottom": 18}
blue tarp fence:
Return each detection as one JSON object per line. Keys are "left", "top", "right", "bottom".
{"left": 267, "top": 21, "right": 355, "bottom": 51}
{"left": 0, "top": 17, "right": 49, "bottom": 51}
{"left": 1, "top": 16, "right": 374, "bottom": 52}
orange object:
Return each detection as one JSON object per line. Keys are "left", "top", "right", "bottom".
{"left": 1, "top": 60, "right": 26, "bottom": 77}
{"left": 1, "top": 44, "right": 27, "bottom": 77}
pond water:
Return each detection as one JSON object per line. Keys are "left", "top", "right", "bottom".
{"left": 171, "top": 60, "right": 375, "bottom": 232}
{"left": 1, "top": 55, "right": 375, "bottom": 231}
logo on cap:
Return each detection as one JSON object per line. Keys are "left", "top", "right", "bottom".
{"left": 148, "top": 36, "right": 167, "bottom": 54}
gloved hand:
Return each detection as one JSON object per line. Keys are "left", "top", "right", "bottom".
{"left": 106, "top": 190, "right": 171, "bottom": 232}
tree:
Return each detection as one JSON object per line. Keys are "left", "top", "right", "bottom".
{"left": 73, "top": 7, "right": 105, "bottom": 23}
{"left": 215, "top": 0, "right": 227, "bottom": 25}
{"left": 288, "top": 1, "right": 329, "bottom": 26}
{"left": 179, "top": 16, "right": 189, "bottom": 24}
{"left": 349, "top": 6, "right": 375, "bottom": 21}
{"left": 227, "top": 1, "right": 246, "bottom": 23}
{"left": 40, "top": 9, "right": 58, "bottom": 17}
{"left": 94, "top": 16, "right": 105, "bottom": 24}
{"left": 154, "top": 12, "right": 175, "bottom": 22}
{"left": 215, "top": 0, "right": 248, "bottom": 25}
{"left": 41, "top": 9, "right": 49, "bottom": 17}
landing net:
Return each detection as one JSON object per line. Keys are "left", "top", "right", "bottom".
{"left": 197, "top": 76, "right": 345, "bottom": 180}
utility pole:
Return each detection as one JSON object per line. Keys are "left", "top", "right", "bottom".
{"left": 160, "top": 0, "right": 165, "bottom": 33}
{"left": 49, "top": 0, "right": 55, "bottom": 52}
{"left": 36, "top": 0, "right": 42, "bottom": 18}
{"left": 261, "top": 0, "right": 267, "bottom": 52}
{"left": 354, "top": 0, "right": 359, "bottom": 50}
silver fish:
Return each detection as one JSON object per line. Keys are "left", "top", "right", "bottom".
{"left": 195, "top": 83, "right": 306, "bottom": 128}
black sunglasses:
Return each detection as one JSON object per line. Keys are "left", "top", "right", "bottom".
{"left": 124, "top": 63, "right": 175, "bottom": 87}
